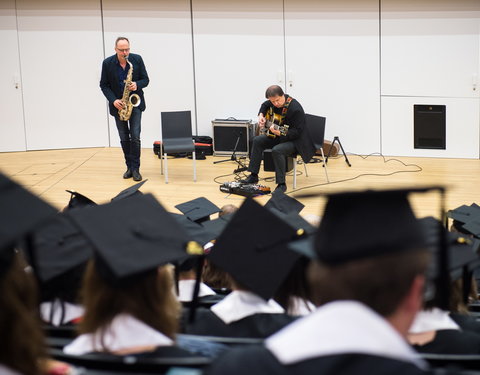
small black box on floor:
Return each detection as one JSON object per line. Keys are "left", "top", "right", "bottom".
{"left": 263, "top": 149, "right": 294, "bottom": 172}
{"left": 212, "top": 119, "right": 253, "bottom": 156}
{"left": 414, "top": 104, "right": 446, "bottom": 149}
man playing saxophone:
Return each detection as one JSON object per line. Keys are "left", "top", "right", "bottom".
{"left": 100, "top": 37, "right": 149, "bottom": 181}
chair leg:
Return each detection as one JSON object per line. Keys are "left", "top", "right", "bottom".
{"left": 160, "top": 144, "right": 164, "bottom": 175}
{"left": 164, "top": 153, "right": 169, "bottom": 184}
{"left": 192, "top": 150, "right": 197, "bottom": 182}
{"left": 302, "top": 157, "right": 309, "bottom": 177}
{"left": 293, "top": 157, "right": 297, "bottom": 189}
{"left": 319, "top": 147, "right": 330, "bottom": 183}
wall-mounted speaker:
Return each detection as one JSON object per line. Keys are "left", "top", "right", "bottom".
{"left": 414, "top": 105, "right": 446, "bottom": 149}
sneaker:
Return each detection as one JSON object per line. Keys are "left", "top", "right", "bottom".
{"left": 274, "top": 183, "right": 287, "bottom": 193}
{"left": 240, "top": 173, "right": 259, "bottom": 184}
{"left": 123, "top": 168, "right": 132, "bottom": 179}
{"left": 132, "top": 170, "right": 142, "bottom": 181}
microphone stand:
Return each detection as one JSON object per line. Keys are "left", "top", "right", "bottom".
{"left": 213, "top": 132, "right": 242, "bottom": 165}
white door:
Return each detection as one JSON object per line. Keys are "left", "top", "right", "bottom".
{"left": 0, "top": 0, "right": 26, "bottom": 152}
{"left": 102, "top": 0, "right": 196, "bottom": 147}
{"left": 192, "top": 0, "right": 285, "bottom": 137}
{"left": 284, "top": 0, "right": 381, "bottom": 155}
{"left": 17, "top": 0, "right": 107, "bottom": 150}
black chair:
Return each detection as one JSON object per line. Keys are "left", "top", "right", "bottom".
{"left": 300, "top": 113, "right": 329, "bottom": 186}
{"left": 160, "top": 111, "right": 196, "bottom": 184}
{"left": 49, "top": 347, "right": 210, "bottom": 374}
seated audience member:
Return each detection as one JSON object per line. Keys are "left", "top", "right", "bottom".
{"left": 408, "top": 217, "right": 480, "bottom": 354}
{"left": 206, "top": 188, "right": 447, "bottom": 375}
{"left": 176, "top": 256, "right": 224, "bottom": 306}
{"left": 219, "top": 204, "right": 238, "bottom": 217}
{"left": 63, "top": 193, "right": 202, "bottom": 357}
{"left": 0, "top": 173, "right": 71, "bottom": 375}
{"left": 29, "top": 214, "right": 92, "bottom": 327}
{"left": 182, "top": 198, "right": 308, "bottom": 338}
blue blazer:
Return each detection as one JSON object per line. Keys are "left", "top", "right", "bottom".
{"left": 100, "top": 53, "right": 150, "bottom": 116}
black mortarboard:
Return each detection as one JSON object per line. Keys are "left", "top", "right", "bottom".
{"left": 171, "top": 212, "right": 216, "bottom": 247}
{"left": 175, "top": 197, "right": 221, "bottom": 223}
{"left": 264, "top": 190, "right": 305, "bottom": 215}
{"left": 67, "top": 193, "right": 194, "bottom": 286}
{"left": 208, "top": 198, "right": 306, "bottom": 300}
{"left": 111, "top": 179, "right": 148, "bottom": 201}
{"left": 30, "top": 213, "right": 93, "bottom": 283}
{"left": 65, "top": 190, "right": 97, "bottom": 210}
{"left": 0, "top": 173, "right": 57, "bottom": 276}
{"left": 313, "top": 188, "right": 428, "bottom": 265}
{"left": 200, "top": 212, "right": 235, "bottom": 240}
{"left": 448, "top": 204, "right": 480, "bottom": 224}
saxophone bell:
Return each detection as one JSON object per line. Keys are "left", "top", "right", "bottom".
{"left": 129, "top": 93, "right": 141, "bottom": 107}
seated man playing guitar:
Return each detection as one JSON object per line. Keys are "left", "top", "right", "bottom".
{"left": 241, "top": 85, "right": 315, "bottom": 192}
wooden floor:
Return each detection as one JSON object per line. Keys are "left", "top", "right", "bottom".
{"left": 1, "top": 147, "right": 480, "bottom": 220}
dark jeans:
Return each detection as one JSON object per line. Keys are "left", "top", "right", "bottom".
{"left": 248, "top": 134, "right": 297, "bottom": 184}
{"left": 114, "top": 107, "right": 142, "bottom": 170}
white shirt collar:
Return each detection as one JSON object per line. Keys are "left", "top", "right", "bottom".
{"left": 409, "top": 307, "right": 460, "bottom": 333}
{"left": 211, "top": 290, "right": 285, "bottom": 324}
{"left": 40, "top": 300, "right": 84, "bottom": 326}
{"left": 178, "top": 280, "right": 216, "bottom": 302}
{"left": 266, "top": 300, "right": 427, "bottom": 369}
{"left": 63, "top": 313, "right": 173, "bottom": 355}
{"left": 288, "top": 297, "right": 316, "bottom": 316}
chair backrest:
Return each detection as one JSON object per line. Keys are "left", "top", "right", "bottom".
{"left": 305, "top": 113, "right": 326, "bottom": 149}
{"left": 161, "top": 111, "right": 193, "bottom": 139}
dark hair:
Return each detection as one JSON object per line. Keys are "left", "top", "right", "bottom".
{"left": 79, "top": 261, "right": 180, "bottom": 350}
{"left": 308, "top": 249, "right": 430, "bottom": 317}
{"left": 0, "top": 252, "right": 46, "bottom": 375}
{"left": 274, "top": 256, "right": 313, "bottom": 314}
{"left": 203, "top": 258, "right": 232, "bottom": 290}
{"left": 115, "top": 37, "right": 130, "bottom": 47}
{"left": 265, "top": 85, "right": 284, "bottom": 99}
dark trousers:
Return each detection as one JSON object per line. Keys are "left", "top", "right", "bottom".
{"left": 248, "top": 134, "right": 296, "bottom": 184}
{"left": 114, "top": 107, "right": 142, "bottom": 170}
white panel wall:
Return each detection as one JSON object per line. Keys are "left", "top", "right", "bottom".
{"left": 382, "top": 97, "right": 479, "bottom": 158}
{"left": 0, "top": 0, "right": 26, "bottom": 152}
{"left": 285, "top": 0, "right": 380, "bottom": 154}
{"left": 381, "top": 0, "right": 480, "bottom": 157}
{"left": 192, "top": 0, "right": 285, "bottom": 137}
{"left": 102, "top": 0, "right": 195, "bottom": 147}
{"left": 16, "top": 0, "right": 107, "bottom": 150}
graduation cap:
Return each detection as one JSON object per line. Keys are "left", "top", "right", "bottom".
{"left": 67, "top": 193, "right": 195, "bottom": 286}
{"left": 419, "top": 216, "right": 480, "bottom": 304}
{"left": 264, "top": 190, "right": 305, "bottom": 215}
{"left": 30, "top": 213, "right": 93, "bottom": 284}
{"left": 200, "top": 212, "right": 235, "bottom": 241}
{"left": 65, "top": 190, "right": 97, "bottom": 210}
{"left": 111, "top": 179, "right": 148, "bottom": 201}
{"left": 0, "top": 173, "right": 57, "bottom": 277}
{"left": 171, "top": 212, "right": 216, "bottom": 248}
{"left": 175, "top": 197, "right": 221, "bottom": 224}
{"left": 448, "top": 203, "right": 480, "bottom": 237}
{"left": 208, "top": 198, "right": 307, "bottom": 300}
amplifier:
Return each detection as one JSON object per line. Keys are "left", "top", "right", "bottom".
{"left": 212, "top": 119, "right": 253, "bottom": 156}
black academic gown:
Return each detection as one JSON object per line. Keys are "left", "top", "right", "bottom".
{"left": 412, "top": 329, "right": 480, "bottom": 354}
{"left": 205, "top": 346, "right": 446, "bottom": 375}
{"left": 449, "top": 312, "right": 480, "bottom": 335}
{"left": 182, "top": 307, "right": 296, "bottom": 338}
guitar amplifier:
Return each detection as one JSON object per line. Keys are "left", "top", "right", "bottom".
{"left": 212, "top": 119, "right": 253, "bottom": 156}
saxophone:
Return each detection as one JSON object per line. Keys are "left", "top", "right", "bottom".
{"left": 118, "top": 56, "right": 141, "bottom": 121}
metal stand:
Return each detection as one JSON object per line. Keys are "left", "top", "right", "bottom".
{"left": 325, "top": 136, "right": 351, "bottom": 167}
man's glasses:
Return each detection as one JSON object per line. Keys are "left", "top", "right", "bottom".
{"left": 116, "top": 48, "right": 130, "bottom": 53}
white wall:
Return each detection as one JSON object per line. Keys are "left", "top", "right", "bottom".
{"left": 16, "top": 0, "right": 107, "bottom": 150}
{"left": 192, "top": 0, "right": 285, "bottom": 137}
{"left": 1, "top": 0, "right": 479, "bottom": 159}
{"left": 285, "top": 0, "right": 380, "bottom": 155}
{"left": 381, "top": 0, "right": 480, "bottom": 157}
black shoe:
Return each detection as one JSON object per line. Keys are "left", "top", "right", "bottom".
{"left": 240, "top": 173, "right": 259, "bottom": 184}
{"left": 123, "top": 168, "right": 132, "bottom": 179}
{"left": 274, "top": 183, "right": 287, "bottom": 193}
{"left": 132, "top": 170, "right": 142, "bottom": 181}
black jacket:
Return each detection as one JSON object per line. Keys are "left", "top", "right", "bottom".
{"left": 100, "top": 53, "right": 149, "bottom": 116}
